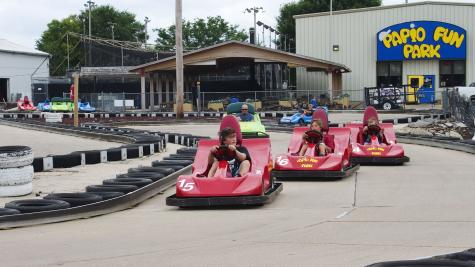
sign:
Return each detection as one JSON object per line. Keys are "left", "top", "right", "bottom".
{"left": 377, "top": 21, "right": 466, "bottom": 61}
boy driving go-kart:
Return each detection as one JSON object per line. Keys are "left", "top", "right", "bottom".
{"left": 362, "top": 117, "right": 388, "bottom": 145}
{"left": 299, "top": 119, "right": 335, "bottom": 157}
{"left": 207, "top": 127, "right": 251, "bottom": 178}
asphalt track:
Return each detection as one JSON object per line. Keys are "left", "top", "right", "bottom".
{"left": 1, "top": 123, "right": 474, "bottom": 267}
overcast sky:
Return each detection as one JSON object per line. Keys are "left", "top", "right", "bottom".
{"left": 0, "top": 0, "right": 473, "bottom": 49}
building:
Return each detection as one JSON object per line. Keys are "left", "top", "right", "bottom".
{"left": 294, "top": 1, "right": 475, "bottom": 102}
{"left": 130, "top": 40, "right": 350, "bottom": 110}
{"left": 0, "top": 39, "right": 49, "bottom": 102}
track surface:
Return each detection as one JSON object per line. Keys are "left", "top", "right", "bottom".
{"left": 0, "top": 124, "right": 121, "bottom": 157}
{"left": 1, "top": 123, "right": 474, "bottom": 267}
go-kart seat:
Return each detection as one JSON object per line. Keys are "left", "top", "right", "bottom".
{"left": 363, "top": 106, "right": 379, "bottom": 126}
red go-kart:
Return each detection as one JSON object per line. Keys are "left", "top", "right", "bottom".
{"left": 166, "top": 116, "right": 283, "bottom": 207}
{"left": 272, "top": 109, "right": 359, "bottom": 179}
{"left": 17, "top": 96, "right": 37, "bottom": 111}
{"left": 345, "top": 106, "right": 410, "bottom": 165}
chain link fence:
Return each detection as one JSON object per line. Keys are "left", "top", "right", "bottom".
{"left": 444, "top": 88, "right": 475, "bottom": 135}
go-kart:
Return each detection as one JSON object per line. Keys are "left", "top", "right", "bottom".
{"left": 17, "top": 96, "right": 37, "bottom": 111}
{"left": 51, "top": 97, "right": 73, "bottom": 112}
{"left": 37, "top": 99, "right": 51, "bottom": 112}
{"left": 272, "top": 109, "right": 359, "bottom": 179}
{"left": 79, "top": 101, "right": 96, "bottom": 112}
{"left": 279, "top": 106, "right": 328, "bottom": 125}
{"left": 345, "top": 106, "right": 410, "bottom": 165}
{"left": 166, "top": 116, "right": 283, "bottom": 207}
{"left": 226, "top": 102, "right": 267, "bottom": 138}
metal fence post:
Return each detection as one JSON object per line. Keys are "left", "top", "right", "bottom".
{"left": 123, "top": 92, "right": 126, "bottom": 113}
{"left": 101, "top": 92, "right": 104, "bottom": 112}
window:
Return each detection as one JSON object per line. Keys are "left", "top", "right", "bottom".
{"left": 377, "top": 61, "right": 402, "bottom": 87}
{"left": 440, "top": 60, "right": 466, "bottom": 87}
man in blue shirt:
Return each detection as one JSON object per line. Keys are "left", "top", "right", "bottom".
{"left": 237, "top": 104, "right": 254, "bottom": 122}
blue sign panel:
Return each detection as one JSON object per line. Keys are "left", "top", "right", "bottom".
{"left": 377, "top": 21, "right": 466, "bottom": 61}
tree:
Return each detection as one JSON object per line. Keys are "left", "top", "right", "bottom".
{"left": 154, "top": 16, "right": 248, "bottom": 50}
{"left": 277, "top": 0, "right": 381, "bottom": 52}
{"left": 36, "top": 5, "right": 145, "bottom": 75}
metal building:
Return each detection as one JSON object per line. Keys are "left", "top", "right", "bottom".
{"left": 295, "top": 1, "right": 475, "bottom": 102}
{"left": 0, "top": 39, "right": 49, "bottom": 102}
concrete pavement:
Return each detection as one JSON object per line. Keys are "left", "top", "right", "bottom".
{"left": 0, "top": 124, "right": 473, "bottom": 267}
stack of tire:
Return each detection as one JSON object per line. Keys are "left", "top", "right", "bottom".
{"left": 0, "top": 146, "right": 34, "bottom": 197}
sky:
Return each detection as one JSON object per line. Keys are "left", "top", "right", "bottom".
{"left": 0, "top": 0, "right": 473, "bottom": 49}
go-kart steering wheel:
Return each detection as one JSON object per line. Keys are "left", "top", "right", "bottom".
{"left": 304, "top": 130, "right": 323, "bottom": 144}
{"left": 367, "top": 124, "right": 381, "bottom": 136}
{"left": 213, "top": 145, "right": 236, "bottom": 161}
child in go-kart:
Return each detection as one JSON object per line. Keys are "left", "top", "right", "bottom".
{"left": 362, "top": 117, "right": 386, "bottom": 144}
{"left": 301, "top": 104, "right": 314, "bottom": 117}
{"left": 299, "top": 119, "right": 334, "bottom": 156}
{"left": 207, "top": 127, "right": 251, "bottom": 178}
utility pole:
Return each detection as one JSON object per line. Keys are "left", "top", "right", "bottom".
{"left": 84, "top": 1, "right": 95, "bottom": 66}
{"left": 244, "top": 7, "right": 263, "bottom": 43}
{"left": 175, "top": 0, "right": 184, "bottom": 119}
{"left": 108, "top": 22, "right": 117, "bottom": 40}
{"left": 144, "top": 16, "right": 151, "bottom": 44}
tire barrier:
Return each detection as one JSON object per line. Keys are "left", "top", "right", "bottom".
{"left": 0, "top": 111, "right": 452, "bottom": 121}
{"left": 0, "top": 121, "right": 200, "bottom": 229}
{"left": 0, "top": 146, "right": 34, "bottom": 197}
{"left": 367, "top": 248, "right": 475, "bottom": 266}
{"left": 0, "top": 119, "right": 171, "bottom": 172}
{"left": 44, "top": 193, "right": 103, "bottom": 207}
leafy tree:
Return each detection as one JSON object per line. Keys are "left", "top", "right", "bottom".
{"left": 154, "top": 16, "right": 248, "bottom": 50}
{"left": 277, "top": 0, "right": 381, "bottom": 51}
{"left": 36, "top": 5, "right": 145, "bottom": 75}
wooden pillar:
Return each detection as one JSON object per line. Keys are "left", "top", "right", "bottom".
{"left": 140, "top": 70, "right": 146, "bottom": 110}
{"left": 172, "top": 77, "right": 176, "bottom": 102}
{"left": 158, "top": 74, "right": 163, "bottom": 105}
{"left": 333, "top": 71, "right": 342, "bottom": 97}
{"left": 149, "top": 73, "right": 155, "bottom": 110}
{"left": 165, "top": 74, "right": 170, "bottom": 103}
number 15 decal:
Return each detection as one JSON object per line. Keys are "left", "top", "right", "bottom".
{"left": 178, "top": 179, "right": 195, "bottom": 191}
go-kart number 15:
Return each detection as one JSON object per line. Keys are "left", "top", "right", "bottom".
{"left": 178, "top": 179, "right": 195, "bottom": 191}
{"left": 276, "top": 156, "right": 289, "bottom": 166}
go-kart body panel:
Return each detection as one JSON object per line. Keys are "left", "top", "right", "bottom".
{"left": 273, "top": 126, "right": 357, "bottom": 179}
{"left": 345, "top": 122, "right": 409, "bottom": 164}
{"left": 175, "top": 138, "right": 272, "bottom": 198}
{"left": 79, "top": 102, "right": 96, "bottom": 112}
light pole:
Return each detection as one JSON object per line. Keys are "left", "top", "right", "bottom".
{"left": 107, "top": 22, "right": 117, "bottom": 40}
{"left": 175, "top": 0, "right": 184, "bottom": 118}
{"left": 84, "top": 1, "right": 95, "bottom": 66}
{"left": 244, "top": 7, "right": 264, "bottom": 43}
{"left": 144, "top": 16, "right": 151, "bottom": 44}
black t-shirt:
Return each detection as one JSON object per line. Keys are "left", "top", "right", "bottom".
{"left": 235, "top": 146, "right": 251, "bottom": 162}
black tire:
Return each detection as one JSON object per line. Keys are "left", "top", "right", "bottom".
{"left": 177, "top": 147, "right": 197, "bottom": 155}
{"left": 86, "top": 184, "right": 138, "bottom": 194}
{"left": 53, "top": 154, "right": 82, "bottom": 168}
{"left": 116, "top": 172, "right": 164, "bottom": 181}
{"left": 152, "top": 160, "right": 192, "bottom": 167}
{"left": 128, "top": 167, "right": 175, "bottom": 176}
{"left": 107, "top": 148, "right": 123, "bottom": 161}
{"left": 44, "top": 193, "right": 103, "bottom": 207}
{"left": 0, "top": 208, "right": 20, "bottom": 216}
{"left": 87, "top": 191, "right": 124, "bottom": 200}
{"left": 124, "top": 146, "right": 140, "bottom": 159}
{"left": 5, "top": 199, "right": 71, "bottom": 213}
{"left": 32, "top": 157, "right": 44, "bottom": 172}
{"left": 381, "top": 100, "right": 394, "bottom": 110}
{"left": 164, "top": 154, "right": 195, "bottom": 160}
{"left": 367, "top": 259, "right": 474, "bottom": 267}
{"left": 437, "top": 248, "right": 475, "bottom": 262}
{"left": 103, "top": 178, "right": 153, "bottom": 188}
